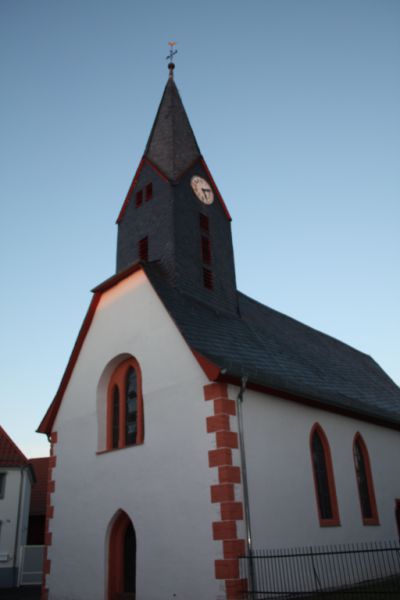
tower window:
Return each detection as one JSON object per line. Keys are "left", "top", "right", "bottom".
{"left": 145, "top": 183, "right": 153, "bottom": 202}
{"left": 199, "top": 213, "right": 209, "bottom": 233}
{"left": 201, "top": 236, "right": 211, "bottom": 265}
{"left": 138, "top": 237, "right": 148, "bottom": 261}
{"left": 135, "top": 190, "right": 143, "bottom": 208}
{"left": 203, "top": 268, "right": 213, "bottom": 290}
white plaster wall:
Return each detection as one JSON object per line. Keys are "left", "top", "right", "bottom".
{"left": 236, "top": 385, "right": 400, "bottom": 550}
{"left": 47, "top": 271, "right": 221, "bottom": 600}
{"left": 0, "top": 468, "right": 31, "bottom": 571}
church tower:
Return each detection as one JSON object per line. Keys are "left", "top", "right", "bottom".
{"left": 116, "top": 64, "right": 238, "bottom": 315}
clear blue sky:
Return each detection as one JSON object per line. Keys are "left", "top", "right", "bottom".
{"left": 1, "top": 1, "right": 399, "bottom": 458}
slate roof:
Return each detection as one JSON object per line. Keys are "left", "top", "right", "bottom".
{"left": 144, "top": 77, "right": 201, "bottom": 180}
{"left": 38, "top": 72, "right": 400, "bottom": 435}
{"left": 0, "top": 425, "right": 29, "bottom": 467}
{"left": 29, "top": 457, "right": 49, "bottom": 515}
{"left": 144, "top": 263, "right": 400, "bottom": 427}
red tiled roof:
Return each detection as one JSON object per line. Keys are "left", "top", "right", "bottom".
{"left": 0, "top": 425, "right": 29, "bottom": 467}
{"left": 29, "top": 457, "right": 49, "bottom": 515}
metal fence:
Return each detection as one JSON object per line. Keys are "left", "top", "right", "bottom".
{"left": 240, "top": 540, "right": 400, "bottom": 598}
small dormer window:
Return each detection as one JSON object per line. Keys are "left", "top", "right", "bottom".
{"left": 139, "top": 237, "right": 148, "bottom": 261}
{"left": 135, "top": 190, "right": 143, "bottom": 208}
{"left": 145, "top": 183, "right": 153, "bottom": 202}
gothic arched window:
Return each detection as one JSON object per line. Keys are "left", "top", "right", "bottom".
{"left": 353, "top": 433, "right": 379, "bottom": 525}
{"left": 107, "top": 358, "right": 144, "bottom": 450}
{"left": 310, "top": 424, "right": 340, "bottom": 526}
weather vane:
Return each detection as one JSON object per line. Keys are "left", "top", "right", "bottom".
{"left": 166, "top": 41, "right": 177, "bottom": 78}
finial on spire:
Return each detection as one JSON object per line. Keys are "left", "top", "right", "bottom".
{"left": 166, "top": 41, "right": 177, "bottom": 79}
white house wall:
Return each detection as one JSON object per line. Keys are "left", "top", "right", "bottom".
{"left": 47, "top": 271, "right": 221, "bottom": 600}
{"left": 237, "top": 385, "right": 400, "bottom": 549}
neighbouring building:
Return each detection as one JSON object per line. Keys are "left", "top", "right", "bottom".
{"left": 0, "top": 426, "right": 34, "bottom": 588}
{"left": 37, "top": 63, "right": 400, "bottom": 600}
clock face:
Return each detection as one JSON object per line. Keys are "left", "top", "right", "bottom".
{"left": 190, "top": 176, "right": 214, "bottom": 205}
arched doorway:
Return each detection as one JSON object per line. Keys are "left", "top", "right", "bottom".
{"left": 108, "top": 510, "right": 136, "bottom": 600}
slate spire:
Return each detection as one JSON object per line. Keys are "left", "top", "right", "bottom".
{"left": 117, "top": 67, "right": 238, "bottom": 315}
{"left": 144, "top": 76, "right": 201, "bottom": 180}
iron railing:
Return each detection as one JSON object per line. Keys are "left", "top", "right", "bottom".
{"left": 240, "top": 540, "right": 400, "bottom": 598}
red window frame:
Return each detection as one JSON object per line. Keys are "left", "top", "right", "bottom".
{"left": 106, "top": 358, "right": 144, "bottom": 450}
{"left": 353, "top": 433, "right": 379, "bottom": 525}
{"left": 310, "top": 423, "right": 340, "bottom": 527}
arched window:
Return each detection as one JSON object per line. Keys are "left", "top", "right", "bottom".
{"left": 310, "top": 424, "right": 340, "bottom": 526}
{"left": 353, "top": 433, "right": 379, "bottom": 525}
{"left": 107, "top": 358, "right": 144, "bottom": 450}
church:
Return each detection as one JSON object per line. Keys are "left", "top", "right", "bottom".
{"left": 38, "top": 61, "right": 400, "bottom": 600}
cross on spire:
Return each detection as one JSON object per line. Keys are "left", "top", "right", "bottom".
{"left": 166, "top": 41, "right": 177, "bottom": 78}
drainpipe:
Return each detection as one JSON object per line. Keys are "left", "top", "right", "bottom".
{"left": 236, "top": 376, "right": 256, "bottom": 594}
{"left": 13, "top": 467, "right": 24, "bottom": 586}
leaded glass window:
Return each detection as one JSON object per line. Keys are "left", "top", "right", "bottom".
{"left": 353, "top": 435, "right": 378, "bottom": 524}
{"left": 311, "top": 430, "right": 333, "bottom": 520}
{"left": 107, "top": 358, "right": 143, "bottom": 451}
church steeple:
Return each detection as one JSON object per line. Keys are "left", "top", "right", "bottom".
{"left": 144, "top": 77, "right": 201, "bottom": 181}
{"left": 116, "top": 71, "right": 238, "bottom": 315}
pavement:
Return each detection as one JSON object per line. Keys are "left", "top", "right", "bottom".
{"left": 0, "top": 587, "right": 41, "bottom": 599}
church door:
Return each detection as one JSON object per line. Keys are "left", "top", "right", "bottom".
{"left": 108, "top": 511, "right": 136, "bottom": 600}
